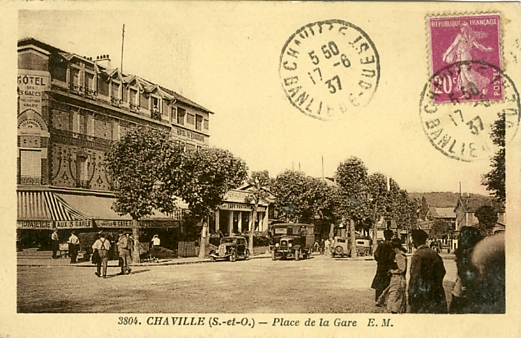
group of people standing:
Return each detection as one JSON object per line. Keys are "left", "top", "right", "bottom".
{"left": 91, "top": 231, "right": 132, "bottom": 278}
{"left": 372, "top": 227, "right": 505, "bottom": 314}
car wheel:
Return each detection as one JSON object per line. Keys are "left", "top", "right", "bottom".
{"left": 230, "top": 251, "right": 237, "bottom": 262}
{"left": 334, "top": 246, "right": 344, "bottom": 257}
{"left": 245, "top": 249, "right": 250, "bottom": 260}
{"left": 295, "top": 249, "right": 300, "bottom": 261}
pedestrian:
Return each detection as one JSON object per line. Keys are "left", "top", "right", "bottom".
{"left": 117, "top": 230, "right": 132, "bottom": 275}
{"left": 408, "top": 229, "right": 448, "bottom": 313}
{"left": 371, "top": 230, "right": 395, "bottom": 302}
{"left": 67, "top": 231, "right": 80, "bottom": 263}
{"left": 150, "top": 234, "right": 161, "bottom": 262}
{"left": 324, "top": 238, "right": 331, "bottom": 255}
{"left": 449, "top": 226, "right": 483, "bottom": 314}
{"left": 51, "top": 230, "right": 59, "bottom": 259}
{"left": 92, "top": 232, "right": 111, "bottom": 278}
{"left": 376, "top": 237, "right": 407, "bottom": 313}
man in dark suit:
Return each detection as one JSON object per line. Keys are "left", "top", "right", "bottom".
{"left": 408, "top": 229, "right": 448, "bottom": 313}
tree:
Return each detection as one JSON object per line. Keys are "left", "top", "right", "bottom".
{"left": 419, "top": 196, "right": 429, "bottom": 220}
{"left": 475, "top": 205, "right": 498, "bottom": 237}
{"left": 482, "top": 113, "right": 505, "bottom": 204}
{"left": 105, "top": 126, "right": 180, "bottom": 263}
{"left": 335, "top": 157, "right": 369, "bottom": 258}
{"left": 429, "top": 219, "right": 453, "bottom": 239}
{"left": 174, "top": 147, "right": 248, "bottom": 258}
{"left": 367, "top": 173, "right": 388, "bottom": 253}
{"left": 271, "top": 170, "right": 312, "bottom": 222}
{"left": 244, "top": 170, "right": 271, "bottom": 255}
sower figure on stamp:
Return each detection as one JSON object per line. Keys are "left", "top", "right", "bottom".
{"left": 117, "top": 230, "right": 132, "bottom": 275}
{"left": 67, "top": 231, "right": 80, "bottom": 264}
{"left": 92, "top": 232, "right": 111, "bottom": 278}
{"left": 408, "top": 229, "right": 448, "bottom": 313}
{"left": 371, "top": 230, "right": 395, "bottom": 302}
{"left": 51, "top": 230, "right": 59, "bottom": 259}
{"left": 442, "top": 22, "right": 493, "bottom": 98}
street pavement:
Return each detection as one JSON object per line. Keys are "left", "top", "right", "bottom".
{"left": 17, "top": 249, "right": 458, "bottom": 313}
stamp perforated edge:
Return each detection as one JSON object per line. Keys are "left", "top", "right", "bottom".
{"left": 424, "top": 11, "right": 505, "bottom": 107}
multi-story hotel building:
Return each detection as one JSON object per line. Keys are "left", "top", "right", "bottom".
{"left": 17, "top": 37, "right": 213, "bottom": 249}
{"left": 17, "top": 37, "right": 271, "bottom": 252}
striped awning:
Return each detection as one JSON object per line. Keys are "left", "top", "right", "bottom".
{"left": 44, "top": 192, "right": 88, "bottom": 221}
{"left": 17, "top": 191, "right": 89, "bottom": 221}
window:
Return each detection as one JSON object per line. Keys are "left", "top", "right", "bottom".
{"left": 129, "top": 89, "right": 137, "bottom": 106}
{"left": 98, "top": 77, "right": 109, "bottom": 96}
{"left": 76, "top": 155, "right": 89, "bottom": 188}
{"left": 187, "top": 113, "right": 195, "bottom": 125}
{"left": 151, "top": 97, "right": 161, "bottom": 120}
{"left": 20, "top": 150, "right": 41, "bottom": 184}
{"left": 196, "top": 115, "right": 203, "bottom": 131}
{"left": 177, "top": 108, "right": 186, "bottom": 125}
{"left": 70, "top": 67, "right": 81, "bottom": 91}
{"left": 171, "top": 107, "right": 177, "bottom": 122}
{"left": 204, "top": 119, "right": 209, "bottom": 130}
{"left": 79, "top": 114, "right": 89, "bottom": 135}
{"left": 162, "top": 100, "right": 169, "bottom": 117}
{"left": 85, "top": 72, "right": 95, "bottom": 96}
{"left": 111, "top": 82, "right": 120, "bottom": 99}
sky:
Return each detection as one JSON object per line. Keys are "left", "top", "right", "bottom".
{"left": 15, "top": 2, "right": 521, "bottom": 196}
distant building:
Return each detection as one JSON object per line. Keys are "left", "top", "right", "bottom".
{"left": 454, "top": 194, "right": 505, "bottom": 231}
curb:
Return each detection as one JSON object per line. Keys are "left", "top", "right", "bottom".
{"left": 17, "top": 253, "right": 272, "bottom": 268}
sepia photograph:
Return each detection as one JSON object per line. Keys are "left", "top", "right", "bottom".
{"left": 2, "top": 1, "right": 521, "bottom": 337}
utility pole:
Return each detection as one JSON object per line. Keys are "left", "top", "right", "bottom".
{"left": 121, "top": 24, "right": 125, "bottom": 73}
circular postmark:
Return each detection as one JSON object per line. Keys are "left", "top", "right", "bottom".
{"left": 420, "top": 61, "right": 520, "bottom": 162}
{"left": 279, "top": 20, "right": 380, "bottom": 121}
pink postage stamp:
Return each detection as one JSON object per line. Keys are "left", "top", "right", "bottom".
{"left": 428, "top": 14, "right": 502, "bottom": 104}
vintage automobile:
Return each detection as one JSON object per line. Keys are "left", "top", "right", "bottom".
{"left": 270, "top": 223, "right": 314, "bottom": 261}
{"left": 209, "top": 236, "right": 250, "bottom": 262}
{"left": 331, "top": 236, "right": 350, "bottom": 257}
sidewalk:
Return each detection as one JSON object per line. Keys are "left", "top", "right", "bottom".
{"left": 17, "top": 249, "right": 271, "bottom": 267}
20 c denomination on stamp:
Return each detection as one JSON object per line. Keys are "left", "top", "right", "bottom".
{"left": 420, "top": 61, "right": 520, "bottom": 162}
{"left": 279, "top": 19, "right": 380, "bottom": 121}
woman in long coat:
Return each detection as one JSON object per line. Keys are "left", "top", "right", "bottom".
{"left": 377, "top": 238, "right": 407, "bottom": 313}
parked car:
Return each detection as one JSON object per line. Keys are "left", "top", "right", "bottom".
{"left": 270, "top": 223, "right": 314, "bottom": 261}
{"left": 209, "top": 236, "right": 250, "bottom": 262}
{"left": 331, "top": 236, "right": 350, "bottom": 257}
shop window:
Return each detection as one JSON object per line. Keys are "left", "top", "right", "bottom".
{"left": 177, "top": 108, "right": 186, "bottom": 125}
{"left": 195, "top": 115, "right": 203, "bottom": 131}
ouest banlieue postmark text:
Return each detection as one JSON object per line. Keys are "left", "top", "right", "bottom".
{"left": 279, "top": 19, "right": 380, "bottom": 121}
{"left": 421, "top": 14, "right": 520, "bottom": 162}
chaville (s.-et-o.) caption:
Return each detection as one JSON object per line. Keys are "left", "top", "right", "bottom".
{"left": 118, "top": 316, "right": 394, "bottom": 329}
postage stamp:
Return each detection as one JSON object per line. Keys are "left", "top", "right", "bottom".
{"left": 427, "top": 14, "right": 502, "bottom": 104}
{"left": 421, "top": 13, "right": 520, "bottom": 162}
{"left": 279, "top": 19, "right": 380, "bottom": 121}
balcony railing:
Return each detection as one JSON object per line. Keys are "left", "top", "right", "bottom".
{"left": 18, "top": 176, "right": 42, "bottom": 185}
{"left": 151, "top": 108, "right": 162, "bottom": 121}
{"left": 129, "top": 102, "right": 140, "bottom": 113}
{"left": 69, "top": 83, "right": 84, "bottom": 95}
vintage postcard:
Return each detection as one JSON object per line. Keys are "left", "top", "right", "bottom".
{"left": 1, "top": 1, "right": 520, "bottom": 338}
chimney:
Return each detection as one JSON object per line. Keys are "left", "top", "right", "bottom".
{"left": 95, "top": 54, "right": 112, "bottom": 69}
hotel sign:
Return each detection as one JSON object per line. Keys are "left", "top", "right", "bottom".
{"left": 18, "top": 70, "right": 51, "bottom": 115}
